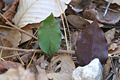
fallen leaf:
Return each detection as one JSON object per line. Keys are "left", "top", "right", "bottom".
{"left": 13, "top": 0, "right": 71, "bottom": 27}
{"left": 106, "top": 0, "right": 120, "bottom": 5}
{"left": 0, "top": 66, "right": 35, "bottom": 80}
{"left": 20, "top": 28, "right": 33, "bottom": 44}
{"left": 108, "top": 43, "right": 118, "bottom": 51}
{"left": 103, "top": 58, "right": 111, "bottom": 79}
{"left": 0, "top": 27, "right": 21, "bottom": 59}
{"left": 0, "top": 27, "right": 21, "bottom": 47}
{"left": 83, "top": 7, "right": 120, "bottom": 24}
{"left": 0, "top": 61, "right": 21, "bottom": 74}
{"left": 47, "top": 73, "right": 72, "bottom": 80}
{"left": 0, "top": 61, "right": 21, "bottom": 69}
{"left": 36, "top": 56, "right": 49, "bottom": 69}
{"left": 47, "top": 54, "right": 75, "bottom": 74}
{"left": 67, "top": 15, "right": 90, "bottom": 29}
{"left": 3, "top": 0, "right": 19, "bottom": 21}
{"left": 105, "top": 28, "right": 116, "bottom": 44}
{"left": 36, "top": 66, "right": 48, "bottom": 80}
{"left": 71, "top": 31, "right": 80, "bottom": 49}
{"left": 97, "top": 9, "right": 120, "bottom": 24}
{"left": 38, "top": 14, "right": 62, "bottom": 55}
{"left": 75, "top": 22, "right": 108, "bottom": 66}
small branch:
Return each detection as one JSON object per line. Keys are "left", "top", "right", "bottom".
{"left": 103, "top": 0, "right": 113, "bottom": 17}
{"left": 0, "top": 13, "right": 37, "bottom": 39}
{"left": 0, "top": 46, "right": 75, "bottom": 54}
{"left": 0, "top": 46, "right": 119, "bottom": 58}
{"left": 56, "top": 0, "right": 70, "bottom": 50}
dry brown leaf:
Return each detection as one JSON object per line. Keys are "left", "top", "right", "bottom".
{"left": 97, "top": 9, "right": 120, "bottom": 24}
{"left": 71, "top": 31, "right": 80, "bottom": 49}
{"left": 108, "top": 43, "right": 118, "bottom": 51}
{"left": 47, "top": 54, "right": 75, "bottom": 74}
{"left": 0, "top": 27, "right": 21, "bottom": 59}
{"left": 0, "top": 66, "right": 35, "bottom": 80}
{"left": 67, "top": 15, "right": 90, "bottom": 29}
{"left": 36, "top": 66, "right": 48, "bottom": 80}
{"left": 0, "top": 27, "right": 21, "bottom": 47}
{"left": 0, "top": 0, "right": 4, "bottom": 10}
{"left": 109, "top": 45, "right": 120, "bottom": 54}
{"left": 20, "top": 28, "right": 33, "bottom": 44}
{"left": 0, "top": 61, "right": 21, "bottom": 69}
{"left": 47, "top": 73, "right": 72, "bottom": 80}
{"left": 103, "top": 58, "right": 111, "bottom": 79}
{"left": 105, "top": 28, "right": 116, "bottom": 44}
{"left": 83, "top": 7, "right": 120, "bottom": 24}
{"left": 36, "top": 56, "right": 49, "bottom": 69}
{"left": 3, "top": 0, "right": 19, "bottom": 21}
{"left": 0, "top": 61, "right": 21, "bottom": 74}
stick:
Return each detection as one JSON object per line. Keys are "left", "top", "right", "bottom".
{"left": 0, "top": 13, "right": 37, "bottom": 39}
{"left": 0, "top": 46, "right": 75, "bottom": 54}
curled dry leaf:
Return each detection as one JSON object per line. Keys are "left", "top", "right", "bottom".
{"left": 97, "top": 9, "right": 120, "bottom": 24}
{"left": 103, "top": 58, "right": 111, "bottom": 79}
{"left": 13, "top": 0, "right": 71, "bottom": 27}
{"left": 47, "top": 54, "right": 75, "bottom": 74}
{"left": 0, "top": 27, "right": 21, "bottom": 47}
{"left": 0, "top": 61, "right": 21, "bottom": 74}
{"left": 105, "top": 28, "right": 116, "bottom": 44}
{"left": 83, "top": 8, "right": 120, "bottom": 24}
{"left": 75, "top": 22, "right": 108, "bottom": 66}
{"left": 3, "top": 0, "right": 19, "bottom": 21}
{"left": 36, "top": 66, "right": 48, "bottom": 80}
{"left": 0, "top": 66, "right": 35, "bottom": 80}
{"left": 0, "top": 27, "right": 21, "bottom": 58}
{"left": 67, "top": 15, "right": 90, "bottom": 29}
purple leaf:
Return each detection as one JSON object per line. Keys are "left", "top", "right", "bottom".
{"left": 75, "top": 22, "right": 108, "bottom": 66}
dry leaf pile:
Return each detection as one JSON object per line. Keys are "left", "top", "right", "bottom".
{"left": 0, "top": 0, "right": 120, "bottom": 80}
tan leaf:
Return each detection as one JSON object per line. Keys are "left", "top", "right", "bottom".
{"left": 0, "top": 27, "right": 21, "bottom": 47}
{"left": 3, "top": 0, "right": 19, "bottom": 21}
{"left": 13, "top": 0, "right": 71, "bottom": 27}
{"left": 0, "top": 66, "right": 35, "bottom": 80}
{"left": 48, "top": 54, "right": 75, "bottom": 74}
{"left": 47, "top": 73, "right": 72, "bottom": 80}
{"left": 36, "top": 66, "right": 48, "bottom": 80}
{"left": 0, "top": 27, "right": 21, "bottom": 59}
{"left": 105, "top": 28, "right": 116, "bottom": 44}
{"left": 20, "top": 28, "right": 33, "bottom": 44}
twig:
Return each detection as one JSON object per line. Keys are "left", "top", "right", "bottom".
{"left": 57, "top": 0, "right": 72, "bottom": 50}
{"left": 0, "top": 13, "right": 37, "bottom": 39}
{"left": 16, "top": 51, "right": 25, "bottom": 66}
{"left": 27, "top": 52, "right": 36, "bottom": 68}
{"left": 103, "top": 0, "right": 113, "bottom": 17}
{"left": 0, "top": 46, "right": 75, "bottom": 54}
{"left": 0, "top": 25, "right": 14, "bottom": 29}
{"left": 56, "top": 0, "right": 69, "bottom": 50}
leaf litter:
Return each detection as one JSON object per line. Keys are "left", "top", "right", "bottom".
{"left": 0, "top": 0, "right": 120, "bottom": 80}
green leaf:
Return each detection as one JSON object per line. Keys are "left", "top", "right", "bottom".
{"left": 38, "top": 14, "right": 62, "bottom": 56}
